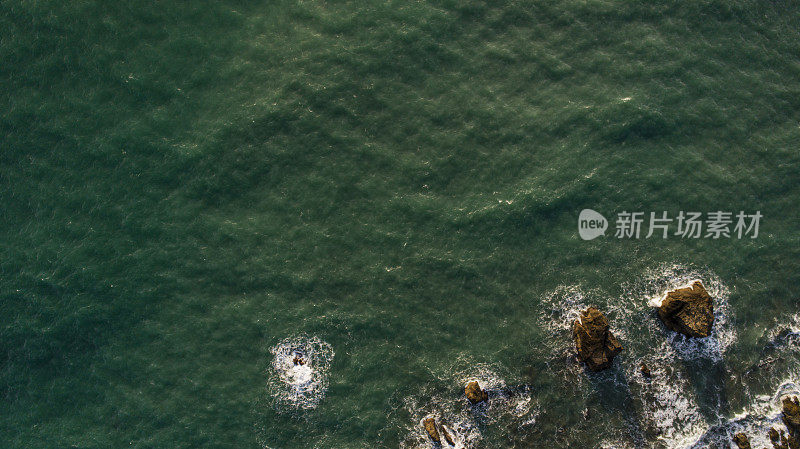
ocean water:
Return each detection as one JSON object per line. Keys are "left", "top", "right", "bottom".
{"left": 2, "top": 1, "right": 800, "bottom": 448}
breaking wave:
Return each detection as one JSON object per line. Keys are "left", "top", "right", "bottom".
{"left": 267, "top": 335, "right": 334, "bottom": 411}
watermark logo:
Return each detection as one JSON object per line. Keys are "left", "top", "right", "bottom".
{"left": 578, "top": 209, "right": 608, "bottom": 240}
{"left": 578, "top": 210, "right": 762, "bottom": 240}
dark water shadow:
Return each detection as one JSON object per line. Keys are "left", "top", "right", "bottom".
{"left": 666, "top": 332, "right": 731, "bottom": 424}
{"left": 586, "top": 363, "right": 650, "bottom": 449}
{"left": 510, "top": 357, "right": 651, "bottom": 448}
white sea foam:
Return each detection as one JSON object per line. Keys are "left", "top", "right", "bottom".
{"left": 646, "top": 279, "right": 703, "bottom": 308}
{"left": 267, "top": 335, "right": 334, "bottom": 411}
{"left": 538, "top": 285, "right": 592, "bottom": 334}
{"left": 631, "top": 357, "right": 709, "bottom": 448}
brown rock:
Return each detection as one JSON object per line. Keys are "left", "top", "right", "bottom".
{"left": 572, "top": 307, "right": 623, "bottom": 372}
{"left": 440, "top": 423, "right": 455, "bottom": 446}
{"left": 769, "top": 425, "right": 800, "bottom": 449}
{"left": 465, "top": 381, "right": 488, "bottom": 404}
{"left": 422, "top": 418, "right": 440, "bottom": 443}
{"left": 292, "top": 356, "right": 304, "bottom": 366}
{"left": 770, "top": 427, "right": 786, "bottom": 449}
{"left": 657, "top": 281, "right": 714, "bottom": 338}
{"left": 784, "top": 396, "right": 800, "bottom": 434}
{"left": 640, "top": 362, "right": 652, "bottom": 378}
{"left": 769, "top": 426, "right": 800, "bottom": 449}
{"left": 733, "top": 433, "right": 751, "bottom": 449}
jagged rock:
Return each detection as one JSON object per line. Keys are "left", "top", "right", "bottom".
{"left": 656, "top": 281, "right": 714, "bottom": 338}
{"left": 423, "top": 418, "right": 440, "bottom": 443}
{"left": 440, "top": 423, "right": 455, "bottom": 446}
{"left": 770, "top": 427, "right": 786, "bottom": 449}
{"left": 640, "top": 362, "right": 652, "bottom": 378}
{"left": 780, "top": 396, "right": 800, "bottom": 449}
{"left": 733, "top": 433, "right": 751, "bottom": 449}
{"left": 784, "top": 396, "right": 800, "bottom": 433}
{"left": 292, "top": 356, "right": 304, "bottom": 366}
{"left": 769, "top": 426, "right": 800, "bottom": 449}
{"left": 572, "top": 307, "right": 623, "bottom": 372}
{"left": 465, "top": 381, "right": 488, "bottom": 404}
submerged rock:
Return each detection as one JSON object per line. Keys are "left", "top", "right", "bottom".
{"left": 733, "top": 433, "right": 752, "bottom": 449}
{"left": 572, "top": 307, "right": 623, "bottom": 372}
{"left": 639, "top": 362, "right": 652, "bottom": 378}
{"left": 657, "top": 281, "right": 714, "bottom": 338}
{"left": 465, "top": 381, "right": 488, "bottom": 404}
{"left": 769, "top": 328, "right": 800, "bottom": 349}
{"left": 423, "top": 417, "right": 440, "bottom": 443}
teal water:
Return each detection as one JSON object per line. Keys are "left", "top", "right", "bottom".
{"left": 2, "top": 1, "right": 800, "bottom": 448}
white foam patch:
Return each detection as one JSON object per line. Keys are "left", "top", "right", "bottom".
{"left": 267, "top": 335, "right": 334, "bottom": 411}
{"left": 599, "top": 442, "right": 633, "bottom": 449}
{"left": 538, "top": 285, "right": 592, "bottom": 335}
{"left": 634, "top": 360, "right": 709, "bottom": 448}
{"left": 647, "top": 279, "right": 703, "bottom": 308}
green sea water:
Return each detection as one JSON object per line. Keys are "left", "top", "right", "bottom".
{"left": 2, "top": 1, "right": 800, "bottom": 448}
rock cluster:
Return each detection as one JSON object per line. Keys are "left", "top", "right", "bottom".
{"left": 762, "top": 397, "right": 800, "bottom": 449}
{"left": 572, "top": 307, "right": 623, "bottom": 371}
{"left": 769, "top": 427, "right": 799, "bottom": 449}
{"left": 418, "top": 382, "right": 486, "bottom": 445}
{"left": 768, "top": 397, "right": 800, "bottom": 449}
{"left": 414, "top": 278, "right": 800, "bottom": 449}
{"left": 656, "top": 281, "right": 714, "bottom": 338}
{"left": 422, "top": 417, "right": 455, "bottom": 446}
